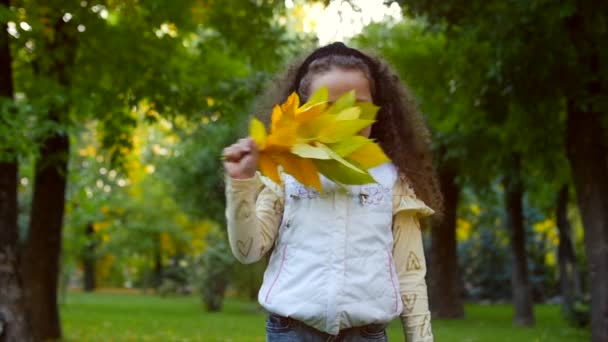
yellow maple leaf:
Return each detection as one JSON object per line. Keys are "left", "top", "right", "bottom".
{"left": 250, "top": 118, "right": 267, "bottom": 150}
{"left": 258, "top": 153, "right": 280, "bottom": 184}
{"left": 249, "top": 87, "right": 390, "bottom": 191}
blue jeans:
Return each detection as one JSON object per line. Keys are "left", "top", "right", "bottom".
{"left": 266, "top": 314, "right": 388, "bottom": 342}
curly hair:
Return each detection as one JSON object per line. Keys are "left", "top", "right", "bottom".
{"left": 254, "top": 42, "right": 443, "bottom": 215}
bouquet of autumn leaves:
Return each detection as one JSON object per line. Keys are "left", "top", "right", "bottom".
{"left": 249, "top": 86, "right": 390, "bottom": 192}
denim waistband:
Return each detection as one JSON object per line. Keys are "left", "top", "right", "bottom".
{"left": 269, "top": 313, "right": 386, "bottom": 335}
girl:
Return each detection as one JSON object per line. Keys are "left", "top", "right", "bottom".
{"left": 223, "top": 42, "right": 442, "bottom": 341}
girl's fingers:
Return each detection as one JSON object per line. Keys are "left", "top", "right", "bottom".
{"left": 245, "top": 137, "right": 257, "bottom": 151}
{"left": 223, "top": 141, "right": 252, "bottom": 162}
{"left": 222, "top": 136, "right": 260, "bottom": 162}
{"left": 223, "top": 137, "right": 259, "bottom": 178}
{"left": 222, "top": 145, "right": 241, "bottom": 161}
{"left": 247, "top": 138, "right": 259, "bottom": 157}
{"left": 237, "top": 139, "right": 252, "bottom": 153}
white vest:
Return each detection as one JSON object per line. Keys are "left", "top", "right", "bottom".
{"left": 258, "top": 163, "right": 403, "bottom": 335}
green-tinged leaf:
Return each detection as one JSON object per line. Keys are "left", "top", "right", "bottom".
{"left": 291, "top": 144, "right": 332, "bottom": 159}
{"left": 357, "top": 102, "right": 380, "bottom": 120}
{"left": 328, "top": 136, "right": 372, "bottom": 156}
{"left": 318, "top": 119, "right": 375, "bottom": 143}
{"left": 335, "top": 107, "right": 361, "bottom": 120}
{"left": 299, "top": 86, "right": 328, "bottom": 112}
{"left": 297, "top": 114, "right": 335, "bottom": 140}
{"left": 313, "top": 159, "right": 376, "bottom": 185}
{"left": 315, "top": 142, "right": 367, "bottom": 174}
{"left": 249, "top": 118, "right": 267, "bottom": 150}
{"left": 326, "top": 90, "right": 356, "bottom": 114}
{"left": 347, "top": 142, "right": 390, "bottom": 168}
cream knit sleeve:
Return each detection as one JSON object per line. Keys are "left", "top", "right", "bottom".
{"left": 392, "top": 176, "right": 434, "bottom": 342}
{"left": 224, "top": 173, "right": 284, "bottom": 264}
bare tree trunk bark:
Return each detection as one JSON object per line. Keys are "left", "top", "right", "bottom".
{"left": 154, "top": 235, "right": 163, "bottom": 289}
{"left": 20, "top": 17, "right": 77, "bottom": 341}
{"left": 504, "top": 154, "right": 535, "bottom": 326}
{"left": 83, "top": 223, "right": 96, "bottom": 292}
{"left": 0, "top": 0, "right": 33, "bottom": 339}
{"left": 564, "top": 10, "right": 608, "bottom": 340}
{"left": 556, "top": 185, "right": 581, "bottom": 315}
{"left": 0, "top": 164, "right": 32, "bottom": 342}
{"left": 566, "top": 103, "right": 608, "bottom": 342}
{"left": 20, "top": 131, "right": 69, "bottom": 340}
{"left": 429, "top": 158, "right": 464, "bottom": 318}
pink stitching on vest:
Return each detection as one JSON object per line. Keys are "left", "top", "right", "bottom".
{"left": 265, "top": 244, "right": 288, "bottom": 303}
{"left": 386, "top": 249, "right": 399, "bottom": 312}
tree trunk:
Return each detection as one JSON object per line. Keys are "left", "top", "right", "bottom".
{"left": 0, "top": 1, "right": 33, "bottom": 339}
{"left": 566, "top": 103, "right": 608, "bottom": 342}
{"left": 154, "top": 235, "right": 163, "bottom": 289}
{"left": 83, "top": 223, "right": 96, "bottom": 292}
{"left": 504, "top": 154, "right": 535, "bottom": 326}
{"left": 555, "top": 184, "right": 581, "bottom": 315}
{"left": 429, "top": 159, "right": 464, "bottom": 318}
{"left": 0, "top": 166, "right": 32, "bottom": 342}
{"left": 20, "top": 131, "right": 69, "bottom": 341}
{"left": 563, "top": 8, "right": 608, "bottom": 340}
{"left": 19, "top": 17, "right": 77, "bottom": 341}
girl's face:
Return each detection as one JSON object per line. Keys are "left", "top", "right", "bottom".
{"left": 308, "top": 67, "right": 373, "bottom": 138}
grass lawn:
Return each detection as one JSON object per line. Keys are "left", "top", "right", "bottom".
{"left": 60, "top": 291, "right": 589, "bottom": 341}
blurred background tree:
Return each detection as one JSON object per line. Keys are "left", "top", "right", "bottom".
{"left": 389, "top": 1, "right": 606, "bottom": 339}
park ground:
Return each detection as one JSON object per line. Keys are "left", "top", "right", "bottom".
{"left": 60, "top": 290, "right": 589, "bottom": 341}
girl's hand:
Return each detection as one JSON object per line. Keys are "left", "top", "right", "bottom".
{"left": 222, "top": 138, "right": 259, "bottom": 179}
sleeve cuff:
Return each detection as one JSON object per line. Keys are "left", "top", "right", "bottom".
{"left": 393, "top": 174, "right": 435, "bottom": 217}
{"left": 225, "top": 174, "right": 258, "bottom": 193}
{"left": 395, "top": 195, "right": 435, "bottom": 217}
{"left": 225, "top": 172, "right": 284, "bottom": 197}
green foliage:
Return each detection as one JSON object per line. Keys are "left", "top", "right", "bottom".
{"left": 157, "top": 260, "right": 191, "bottom": 297}
{"left": 397, "top": 0, "right": 607, "bottom": 177}
{"left": 4, "top": 0, "right": 305, "bottom": 309}
{"left": 4, "top": 0, "right": 297, "bottom": 165}
{"left": 196, "top": 0, "right": 290, "bottom": 71}
{"left": 167, "top": 121, "right": 242, "bottom": 224}
{"left": 456, "top": 184, "right": 511, "bottom": 301}
{"left": 404, "top": 0, "right": 608, "bottom": 99}
{"left": 452, "top": 181, "right": 577, "bottom": 303}
{"left": 0, "top": 97, "right": 40, "bottom": 161}
{"left": 353, "top": 19, "right": 501, "bottom": 189}
{"left": 231, "top": 261, "right": 266, "bottom": 301}
{"left": 567, "top": 295, "right": 591, "bottom": 328}
{"left": 355, "top": 13, "right": 586, "bottom": 309}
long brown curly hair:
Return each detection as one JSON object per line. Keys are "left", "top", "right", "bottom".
{"left": 254, "top": 42, "right": 443, "bottom": 215}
